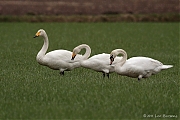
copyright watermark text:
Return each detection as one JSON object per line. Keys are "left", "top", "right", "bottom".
{"left": 143, "top": 114, "right": 178, "bottom": 118}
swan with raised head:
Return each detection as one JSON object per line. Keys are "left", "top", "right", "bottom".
{"left": 110, "top": 49, "right": 173, "bottom": 80}
{"left": 71, "top": 44, "right": 122, "bottom": 78}
{"left": 33, "top": 29, "right": 84, "bottom": 75}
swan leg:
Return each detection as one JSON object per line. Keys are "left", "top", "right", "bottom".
{"left": 107, "top": 73, "right": 109, "bottom": 78}
{"left": 60, "top": 71, "right": 64, "bottom": 76}
{"left": 103, "top": 72, "right": 106, "bottom": 78}
{"left": 102, "top": 72, "right": 109, "bottom": 78}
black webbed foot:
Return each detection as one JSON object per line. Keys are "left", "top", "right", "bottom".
{"left": 60, "top": 71, "right": 64, "bottom": 76}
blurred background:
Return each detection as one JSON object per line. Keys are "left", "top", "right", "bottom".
{"left": 0, "top": 0, "right": 179, "bottom": 22}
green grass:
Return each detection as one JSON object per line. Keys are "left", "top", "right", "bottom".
{"left": 0, "top": 22, "right": 179, "bottom": 119}
{"left": 0, "top": 14, "right": 179, "bottom": 22}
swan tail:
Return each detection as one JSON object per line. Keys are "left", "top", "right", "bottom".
{"left": 161, "top": 65, "right": 173, "bottom": 70}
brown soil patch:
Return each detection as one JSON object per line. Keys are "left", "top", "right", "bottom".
{"left": 0, "top": 0, "right": 179, "bottom": 15}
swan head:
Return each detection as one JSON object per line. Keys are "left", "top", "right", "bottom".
{"left": 72, "top": 44, "right": 91, "bottom": 60}
{"left": 110, "top": 49, "right": 127, "bottom": 65}
{"left": 110, "top": 49, "right": 119, "bottom": 65}
{"left": 110, "top": 55, "right": 114, "bottom": 65}
{"left": 71, "top": 46, "right": 81, "bottom": 60}
{"left": 34, "top": 29, "right": 46, "bottom": 38}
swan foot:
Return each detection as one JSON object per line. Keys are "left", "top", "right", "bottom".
{"left": 60, "top": 71, "right": 64, "bottom": 76}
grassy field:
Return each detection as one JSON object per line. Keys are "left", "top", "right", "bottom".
{"left": 0, "top": 22, "right": 179, "bottom": 119}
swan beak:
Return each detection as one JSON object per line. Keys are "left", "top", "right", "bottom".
{"left": 110, "top": 55, "right": 114, "bottom": 65}
{"left": 110, "top": 61, "right": 112, "bottom": 65}
{"left": 33, "top": 31, "right": 40, "bottom": 38}
{"left": 33, "top": 35, "right": 38, "bottom": 38}
{"left": 71, "top": 53, "right": 76, "bottom": 60}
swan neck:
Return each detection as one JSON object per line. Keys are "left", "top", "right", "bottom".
{"left": 117, "top": 49, "right": 127, "bottom": 66}
{"left": 81, "top": 45, "right": 91, "bottom": 59}
{"left": 37, "top": 34, "right": 49, "bottom": 60}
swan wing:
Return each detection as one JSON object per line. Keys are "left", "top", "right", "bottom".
{"left": 126, "top": 57, "right": 163, "bottom": 70}
{"left": 81, "top": 58, "right": 112, "bottom": 73}
{"left": 116, "top": 57, "right": 172, "bottom": 78}
{"left": 45, "top": 50, "right": 83, "bottom": 61}
{"left": 89, "top": 53, "right": 122, "bottom": 64}
{"left": 45, "top": 50, "right": 72, "bottom": 60}
{"left": 42, "top": 50, "right": 81, "bottom": 70}
{"left": 81, "top": 53, "right": 115, "bottom": 73}
{"left": 89, "top": 53, "right": 109, "bottom": 59}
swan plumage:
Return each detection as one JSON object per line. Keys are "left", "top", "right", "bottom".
{"left": 34, "top": 29, "right": 83, "bottom": 75}
{"left": 110, "top": 49, "right": 173, "bottom": 80}
{"left": 72, "top": 44, "right": 122, "bottom": 78}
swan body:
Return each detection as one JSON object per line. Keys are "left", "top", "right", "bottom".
{"left": 110, "top": 49, "right": 173, "bottom": 80}
{"left": 72, "top": 44, "right": 122, "bottom": 77}
{"left": 81, "top": 53, "right": 122, "bottom": 77}
{"left": 34, "top": 29, "right": 83, "bottom": 75}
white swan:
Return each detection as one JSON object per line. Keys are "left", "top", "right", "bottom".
{"left": 110, "top": 49, "right": 173, "bottom": 80}
{"left": 33, "top": 29, "right": 84, "bottom": 75}
{"left": 72, "top": 44, "right": 122, "bottom": 78}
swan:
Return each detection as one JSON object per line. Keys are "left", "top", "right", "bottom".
{"left": 33, "top": 29, "right": 84, "bottom": 75}
{"left": 71, "top": 44, "right": 122, "bottom": 78}
{"left": 110, "top": 49, "right": 173, "bottom": 80}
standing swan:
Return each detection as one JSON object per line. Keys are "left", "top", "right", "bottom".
{"left": 110, "top": 49, "right": 173, "bottom": 80}
{"left": 33, "top": 29, "right": 83, "bottom": 75}
{"left": 72, "top": 44, "right": 122, "bottom": 78}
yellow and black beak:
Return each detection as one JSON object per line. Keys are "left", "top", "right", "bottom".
{"left": 110, "top": 55, "right": 114, "bottom": 65}
{"left": 33, "top": 31, "right": 40, "bottom": 38}
{"left": 71, "top": 52, "right": 76, "bottom": 60}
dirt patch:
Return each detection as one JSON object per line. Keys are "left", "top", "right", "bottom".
{"left": 0, "top": 0, "right": 179, "bottom": 15}
{"left": 0, "top": 0, "right": 179, "bottom": 22}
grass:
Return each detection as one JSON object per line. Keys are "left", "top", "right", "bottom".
{"left": 0, "top": 22, "right": 179, "bottom": 119}
{"left": 0, "top": 14, "right": 179, "bottom": 22}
